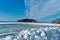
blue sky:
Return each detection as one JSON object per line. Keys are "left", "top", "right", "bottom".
{"left": 0, "top": 0, "right": 60, "bottom": 22}
{"left": 0, "top": 0, "right": 25, "bottom": 21}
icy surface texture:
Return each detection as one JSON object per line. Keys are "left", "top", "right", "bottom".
{"left": 0, "top": 27, "right": 60, "bottom": 40}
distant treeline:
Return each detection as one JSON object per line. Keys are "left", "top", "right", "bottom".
{"left": 51, "top": 18, "right": 60, "bottom": 24}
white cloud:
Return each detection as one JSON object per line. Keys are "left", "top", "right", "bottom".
{"left": 25, "top": 0, "right": 60, "bottom": 20}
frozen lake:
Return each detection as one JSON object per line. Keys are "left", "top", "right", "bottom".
{"left": 0, "top": 22, "right": 60, "bottom": 40}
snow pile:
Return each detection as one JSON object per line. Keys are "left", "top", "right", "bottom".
{"left": 0, "top": 27, "right": 60, "bottom": 40}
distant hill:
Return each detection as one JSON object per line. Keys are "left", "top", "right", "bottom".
{"left": 17, "top": 19, "right": 38, "bottom": 22}
{"left": 51, "top": 18, "right": 60, "bottom": 24}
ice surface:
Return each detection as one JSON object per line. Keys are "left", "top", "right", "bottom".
{"left": 0, "top": 27, "right": 60, "bottom": 40}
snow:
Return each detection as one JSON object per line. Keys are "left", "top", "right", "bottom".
{"left": 0, "top": 27, "right": 60, "bottom": 40}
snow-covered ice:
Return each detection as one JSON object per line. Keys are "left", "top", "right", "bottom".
{"left": 0, "top": 27, "right": 60, "bottom": 40}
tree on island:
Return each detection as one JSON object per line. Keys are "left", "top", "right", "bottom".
{"left": 17, "top": 19, "right": 37, "bottom": 22}
{"left": 51, "top": 18, "right": 60, "bottom": 24}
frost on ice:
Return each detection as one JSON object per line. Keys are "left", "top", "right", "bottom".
{"left": 0, "top": 27, "right": 60, "bottom": 40}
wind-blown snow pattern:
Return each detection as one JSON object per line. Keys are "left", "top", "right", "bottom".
{"left": 0, "top": 22, "right": 60, "bottom": 40}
